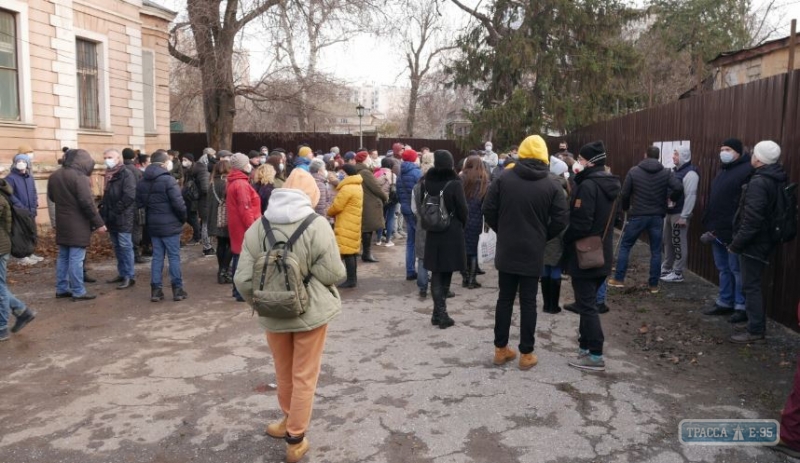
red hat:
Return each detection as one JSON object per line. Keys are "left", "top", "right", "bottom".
{"left": 355, "top": 150, "right": 369, "bottom": 163}
{"left": 402, "top": 149, "right": 418, "bottom": 163}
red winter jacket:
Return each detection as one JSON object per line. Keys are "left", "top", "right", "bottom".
{"left": 226, "top": 170, "right": 261, "bottom": 254}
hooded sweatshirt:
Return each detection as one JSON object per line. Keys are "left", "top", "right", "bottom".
{"left": 6, "top": 154, "right": 38, "bottom": 217}
{"left": 621, "top": 157, "right": 683, "bottom": 217}
{"left": 667, "top": 146, "right": 700, "bottom": 218}
{"left": 47, "top": 149, "right": 105, "bottom": 247}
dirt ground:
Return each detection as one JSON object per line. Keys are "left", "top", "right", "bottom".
{"left": 0, "top": 229, "right": 798, "bottom": 463}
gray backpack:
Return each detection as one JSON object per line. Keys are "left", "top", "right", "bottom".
{"left": 251, "top": 215, "right": 318, "bottom": 318}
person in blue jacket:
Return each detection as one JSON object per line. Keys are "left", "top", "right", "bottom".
{"left": 6, "top": 145, "right": 43, "bottom": 265}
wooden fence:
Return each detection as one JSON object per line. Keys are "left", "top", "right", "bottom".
{"left": 566, "top": 70, "right": 800, "bottom": 330}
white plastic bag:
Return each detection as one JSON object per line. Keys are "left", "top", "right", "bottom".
{"left": 478, "top": 221, "right": 497, "bottom": 265}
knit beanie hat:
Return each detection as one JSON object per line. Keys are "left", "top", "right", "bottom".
{"left": 183, "top": 153, "right": 195, "bottom": 162}
{"left": 355, "top": 150, "right": 369, "bottom": 163}
{"left": 122, "top": 148, "right": 136, "bottom": 160}
{"left": 433, "top": 150, "right": 454, "bottom": 170}
{"left": 579, "top": 141, "right": 607, "bottom": 166}
{"left": 217, "top": 150, "right": 233, "bottom": 159}
{"left": 753, "top": 140, "right": 781, "bottom": 165}
{"left": 721, "top": 138, "right": 743, "bottom": 155}
{"left": 549, "top": 156, "right": 568, "bottom": 176}
{"left": 342, "top": 164, "right": 358, "bottom": 176}
{"left": 298, "top": 146, "right": 313, "bottom": 159}
{"left": 230, "top": 153, "right": 250, "bottom": 171}
{"left": 402, "top": 149, "right": 418, "bottom": 163}
{"left": 247, "top": 150, "right": 260, "bottom": 159}
{"left": 517, "top": 135, "right": 549, "bottom": 163}
{"left": 344, "top": 151, "right": 355, "bottom": 161}
{"left": 284, "top": 168, "right": 320, "bottom": 208}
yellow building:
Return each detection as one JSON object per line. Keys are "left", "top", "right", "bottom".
{"left": 710, "top": 33, "right": 800, "bottom": 89}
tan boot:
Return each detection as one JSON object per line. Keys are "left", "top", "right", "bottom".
{"left": 519, "top": 353, "right": 538, "bottom": 370}
{"left": 493, "top": 346, "right": 517, "bottom": 365}
{"left": 286, "top": 436, "right": 309, "bottom": 463}
{"left": 265, "top": 416, "right": 287, "bottom": 438}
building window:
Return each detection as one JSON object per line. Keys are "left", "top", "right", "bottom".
{"left": 142, "top": 50, "right": 156, "bottom": 133}
{"left": 76, "top": 38, "right": 99, "bottom": 129}
{"left": 0, "top": 9, "right": 19, "bottom": 121}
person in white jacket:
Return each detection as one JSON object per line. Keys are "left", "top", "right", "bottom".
{"left": 481, "top": 142, "right": 498, "bottom": 171}
{"left": 660, "top": 145, "right": 700, "bottom": 283}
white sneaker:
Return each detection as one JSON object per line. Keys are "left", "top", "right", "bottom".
{"left": 30, "top": 254, "right": 44, "bottom": 262}
{"left": 660, "top": 272, "right": 684, "bottom": 283}
{"left": 18, "top": 257, "right": 37, "bottom": 266}
{"left": 375, "top": 239, "right": 384, "bottom": 246}
{"left": 384, "top": 240, "right": 395, "bottom": 247}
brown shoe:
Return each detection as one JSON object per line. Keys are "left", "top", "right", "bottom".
{"left": 286, "top": 436, "right": 309, "bottom": 463}
{"left": 265, "top": 416, "right": 287, "bottom": 439}
{"left": 519, "top": 353, "right": 538, "bottom": 370}
{"left": 493, "top": 346, "right": 517, "bottom": 365}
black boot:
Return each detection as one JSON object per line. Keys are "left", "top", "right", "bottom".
{"left": 338, "top": 256, "right": 357, "bottom": 288}
{"left": 361, "top": 233, "right": 378, "bottom": 262}
{"left": 540, "top": 276, "right": 551, "bottom": 312}
{"left": 468, "top": 256, "right": 481, "bottom": 289}
{"left": 217, "top": 267, "right": 228, "bottom": 285}
{"left": 430, "top": 284, "right": 444, "bottom": 326}
{"left": 172, "top": 285, "right": 188, "bottom": 301}
{"left": 150, "top": 285, "right": 164, "bottom": 302}
{"left": 547, "top": 278, "right": 562, "bottom": 314}
{"left": 461, "top": 270, "right": 469, "bottom": 288}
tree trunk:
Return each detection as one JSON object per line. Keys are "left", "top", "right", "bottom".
{"left": 406, "top": 78, "right": 420, "bottom": 137}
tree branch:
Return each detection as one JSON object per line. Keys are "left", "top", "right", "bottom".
{"left": 237, "top": 0, "right": 282, "bottom": 31}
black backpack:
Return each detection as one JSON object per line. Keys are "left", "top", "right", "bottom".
{"left": 0, "top": 191, "right": 37, "bottom": 258}
{"left": 771, "top": 182, "right": 798, "bottom": 243}
{"left": 182, "top": 178, "right": 200, "bottom": 202}
{"left": 419, "top": 181, "right": 453, "bottom": 232}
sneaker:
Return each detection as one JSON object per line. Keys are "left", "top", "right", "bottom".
{"left": 375, "top": 239, "right": 384, "bottom": 246}
{"left": 729, "top": 311, "right": 748, "bottom": 324}
{"left": 18, "top": 256, "right": 37, "bottom": 266}
{"left": 202, "top": 248, "right": 216, "bottom": 257}
{"left": 660, "top": 270, "right": 671, "bottom": 278}
{"left": 729, "top": 331, "right": 765, "bottom": 344}
{"left": 660, "top": 272, "right": 684, "bottom": 283}
{"left": 649, "top": 285, "right": 660, "bottom": 294}
{"left": 10, "top": 309, "right": 35, "bottom": 333}
{"left": 597, "top": 302, "right": 609, "bottom": 314}
{"left": 578, "top": 348, "right": 590, "bottom": 358}
{"left": 569, "top": 354, "right": 606, "bottom": 371}
{"left": 703, "top": 304, "right": 734, "bottom": 316}
{"left": 0, "top": 328, "right": 8, "bottom": 341}
{"left": 406, "top": 274, "right": 418, "bottom": 281}
{"left": 383, "top": 240, "right": 395, "bottom": 247}
{"left": 418, "top": 290, "right": 427, "bottom": 299}
{"left": 30, "top": 254, "right": 44, "bottom": 263}
{"left": 607, "top": 278, "right": 625, "bottom": 288}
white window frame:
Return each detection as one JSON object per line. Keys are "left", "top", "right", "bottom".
{"left": 1, "top": 0, "right": 32, "bottom": 125}
{"left": 142, "top": 48, "right": 156, "bottom": 134}
{"left": 74, "top": 28, "right": 110, "bottom": 132}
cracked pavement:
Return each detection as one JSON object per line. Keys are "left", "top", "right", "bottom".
{"left": 0, "top": 241, "right": 795, "bottom": 463}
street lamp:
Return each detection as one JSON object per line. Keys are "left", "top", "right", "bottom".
{"left": 356, "top": 104, "right": 365, "bottom": 148}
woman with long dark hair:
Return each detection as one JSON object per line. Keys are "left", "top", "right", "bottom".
{"left": 266, "top": 154, "right": 286, "bottom": 188}
{"left": 460, "top": 155, "right": 489, "bottom": 289}
{"left": 208, "top": 159, "right": 233, "bottom": 284}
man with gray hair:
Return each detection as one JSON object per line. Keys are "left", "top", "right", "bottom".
{"left": 100, "top": 149, "right": 138, "bottom": 289}
{"left": 202, "top": 147, "right": 217, "bottom": 173}
{"left": 661, "top": 145, "right": 700, "bottom": 283}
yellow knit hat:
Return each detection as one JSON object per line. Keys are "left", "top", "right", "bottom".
{"left": 298, "top": 146, "right": 313, "bottom": 159}
{"left": 517, "top": 135, "right": 549, "bottom": 164}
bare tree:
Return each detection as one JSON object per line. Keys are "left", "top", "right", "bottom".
{"left": 169, "top": 0, "right": 281, "bottom": 150}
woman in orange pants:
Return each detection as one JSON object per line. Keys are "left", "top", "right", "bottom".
{"left": 235, "top": 169, "right": 346, "bottom": 462}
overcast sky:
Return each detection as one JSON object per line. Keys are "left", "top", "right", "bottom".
{"left": 159, "top": 0, "right": 800, "bottom": 88}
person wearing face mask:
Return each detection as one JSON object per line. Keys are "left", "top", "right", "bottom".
{"left": 309, "top": 158, "right": 334, "bottom": 223}
{"left": 136, "top": 150, "right": 187, "bottom": 302}
{"left": 226, "top": 153, "right": 261, "bottom": 302}
{"left": 660, "top": 146, "right": 700, "bottom": 284}
{"left": 482, "top": 141, "right": 498, "bottom": 172}
{"left": 266, "top": 152, "right": 286, "bottom": 188}
{"left": 188, "top": 153, "right": 213, "bottom": 255}
{"left": 701, "top": 138, "right": 752, "bottom": 321}
{"left": 180, "top": 154, "right": 203, "bottom": 246}
{"left": 6, "top": 145, "right": 43, "bottom": 265}
{"left": 100, "top": 149, "right": 138, "bottom": 289}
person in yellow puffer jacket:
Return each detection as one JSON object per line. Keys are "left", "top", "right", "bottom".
{"left": 328, "top": 164, "right": 363, "bottom": 288}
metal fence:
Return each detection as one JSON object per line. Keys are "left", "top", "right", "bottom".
{"left": 566, "top": 70, "right": 800, "bottom": 330}
{"left": 170, "top": 133, "right": 465, "bottom": 161}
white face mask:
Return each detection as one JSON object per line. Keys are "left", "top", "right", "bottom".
{"left": 15, "top": 161, "right": 27, "bottom": 171}
{"left": 164, "top": 160, "right": 174, "bottom": 171}
{"left": 485, "top": 144, "right": 493, "bottom": 151}
{"left": 720, "top": 151, "right": 735, "bottom": 164}
{"left": 245, "top": 164, "right": 253, "bottom": 174}
{"left": 182, "top": 160, "right": 191, "bottom": 168}
{"left": 572, "top": 163, "right": 584, "bottom": 174}
{"left": 104, "top": 159, "right": 117, "bottom": 169}
{"left": 260, "top": 156, "right": 267, "bottom": 164}
{"left": 279, "top": 163, "right": 285, "bottom": 172}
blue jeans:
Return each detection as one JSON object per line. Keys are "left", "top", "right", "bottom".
{"left": 377, "top": 204, "right": 397, "bottom": 241}
{"left": 0, "top": 254, "right": 26, "bottom": 330}
{"left": 56, "top": 246, "right": 87, "bottom": 297}
{"left": 404, "top": 213, "right": 416, "bottom": 277}
{"left": 614, "top": 215, "right": 664, "bottom": 287}
{"left": 596, "top": 280, "right": 607, "bottom": 304}
{"left": 151, "top": 234, "right": 182, "bottom": 288}
{"left": 542, "top": 265, "right": 562, "bottom": 279}
{"left": 231, "top": 253, "right": 243, "bottom": 299}
{"left": 110, "top": 231, "right": 135, "bottom": 279}
{"left": 711, "top": 241, "right": 745, "bottom": 310}
{"left": 417, "top": 258, "right": 429, "bottom": 291}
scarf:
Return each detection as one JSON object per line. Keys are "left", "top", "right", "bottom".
{"left": 104, "top": 164, "right": 124, "bottom": 191}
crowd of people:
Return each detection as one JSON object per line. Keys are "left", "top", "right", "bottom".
{"left": 0, "top": 135, "right": 796, "bottom": 461}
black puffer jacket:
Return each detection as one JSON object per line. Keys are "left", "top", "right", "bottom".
{"left": 562, "top": 166, "right": 622, "bottom": 279}
{"left": 422, "top": 168, "right": 468, "bottom": 273}
{"left": 100, "top": 167, "right": 137, "bottom": 233}
{"left": 187, "top": 162, "right": 210, "bottom": 220}
{"left": 730, "top": 163, "right": 788, "bottom": 260}
{"left": 483, "top": 159, "right": 569, "bottom": 276}
{"left": 702, "top": 154, "right": 753, "bottom": 244}
{"left": 621, "top": 158, "right": 683, "bottom": 217}
{"left": 136, "top": 164, "right": 187, "bottom": 237}
{"left": 47, "top": 149, "right": 104, "bottom": 247}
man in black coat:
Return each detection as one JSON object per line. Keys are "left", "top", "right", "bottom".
{"left": 122, "top": 147, "right": 148, "bottom": 264}
{"left": 562, "top": 141, "right": 621, "bottom": 372}
{"left": 701, "top": 138, "right": 752, "bottom": 321}
{"left": 483, "top": 135, "right": 568, "bottom": 371}
{"left": 187, "top": 154, "right": 213, "bottom": 256}
{"left": 728, "top": 141, "right": 788, "bottom": 344}
{"left": 101, "top": 149, "right": 137, "bottom": 289}
{"left": 136, "top": 151, "right": 188, "bottom": 302}
{"left": 609, "top": 146, "right": 683, "bottom": 292}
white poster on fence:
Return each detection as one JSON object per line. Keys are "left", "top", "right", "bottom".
{"left": 653, "top": 141, "right": 690, "bottom": 169}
